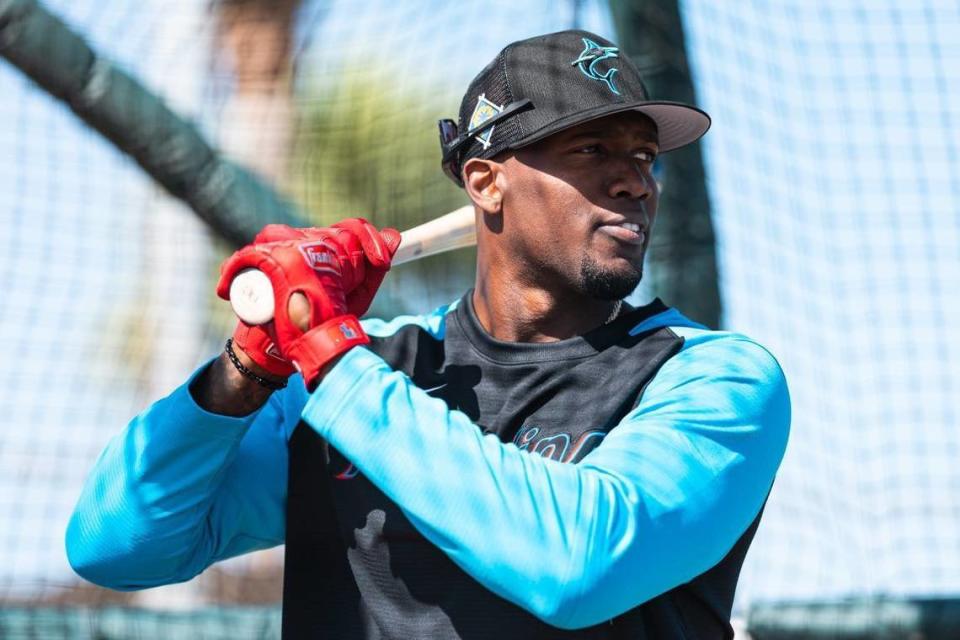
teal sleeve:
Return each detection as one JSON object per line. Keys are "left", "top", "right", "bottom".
{"left": 65, "top": 363, "right": 293, "bottom": 590}
{"left": 301, "top": 334, "right": 790, "bottom": 629}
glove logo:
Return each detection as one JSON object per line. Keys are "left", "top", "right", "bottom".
{"left": 298, "top": 240, "right": 341, "bottom": 275}
{"left": 265, "top": 342, "right": 285, "bottom": 361}
{"left": 570, "top": 37, "right": 621, "bottom": 96}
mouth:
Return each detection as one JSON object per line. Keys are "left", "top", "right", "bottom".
{"left": 597, "top": 220, "right": 646, "bottom": 246}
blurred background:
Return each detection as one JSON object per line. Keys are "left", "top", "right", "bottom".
{"left": 0, "top": 0, "right": 957, "bottom": 638}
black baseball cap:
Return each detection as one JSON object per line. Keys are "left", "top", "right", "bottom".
{"left": 438, "top": 29, "right": 711, "bottom": 187}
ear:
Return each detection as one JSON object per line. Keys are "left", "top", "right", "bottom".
{"left": 462, "top": 157, "right": 504, "bottom": 215}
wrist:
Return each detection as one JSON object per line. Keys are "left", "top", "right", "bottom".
{"left": 285, "top": 315, "right": 369, "bottom": 389}
{"left": 189, "top": 353, "right": 277, "bottom": 417}
{"left": 230, "top": 340, "right": 288, "bottom": 390}
{"left": 226, "top": 339, "right": 288, "bottom": 390}
{"left": 306, "top": 353, "right": 347, "bottom": 391}
{"left": 231, "top": 322, "right": 296, "bottom": 378}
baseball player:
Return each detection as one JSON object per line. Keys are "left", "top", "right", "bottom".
{"left": 67, "top": 30, "right": 790, "bottom": 639}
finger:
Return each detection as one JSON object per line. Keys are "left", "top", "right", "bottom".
{"left": 305, "top": 231, "right": 362, "bottom": 292}
{"left": 216, "top": 246, "right": 261, "bottom": 300}
{"left": 305, "top": 226, "right": 363, "bottom": 290}
{"left": 253, "top": 224, "right": 305, "bottom": 244}
{"left": 287, "top": 292, "right": 311, "bottom": 333}
{"left": 338, "top": 218, "right": 395, "bottom": 269}
{"left": 381, "top": 228, "right": 401, "bottom": 258}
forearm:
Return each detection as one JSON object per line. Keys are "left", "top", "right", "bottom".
{"left": 66, "top": 364, "right": 265, "bottom": 589}
{"left": 303, "top": 352, "right": 620, "bottom": 623}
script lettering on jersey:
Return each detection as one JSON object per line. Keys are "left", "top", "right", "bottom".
{"left": 512, "top": 425, "right": 607, "bottom": 464}
{"left": 332, "top": 424, "right": 608, "bottom": 480}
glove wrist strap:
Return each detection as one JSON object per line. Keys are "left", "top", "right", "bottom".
{"left": 286, "top": 315, "right": 370, "bottom": 387}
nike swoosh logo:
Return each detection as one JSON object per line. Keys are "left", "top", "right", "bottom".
{"left": 423, "top": 383, "right": 448, "bottom": 395}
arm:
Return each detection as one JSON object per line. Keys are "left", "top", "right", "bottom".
{"left": 66, "top": 219, "right": 398, "bottom": 590}
{"left": 65, "top": 356, "right": 295, "bottom": 590}
{"left": 301, "top": 333, "right": 790, "bottom": 629}
{"left": 193, "top": 348, "right": 283, "bottom": 417}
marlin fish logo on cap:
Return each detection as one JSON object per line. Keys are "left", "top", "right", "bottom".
{"left": 438, "top": 29, "right": 711, "bottom": 187}
{"left": 571, "top": 37, "right": 621, "bottom": 95}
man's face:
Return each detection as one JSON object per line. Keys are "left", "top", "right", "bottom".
{"left": 497, "top": 111, "right": 659, "bottom": 300}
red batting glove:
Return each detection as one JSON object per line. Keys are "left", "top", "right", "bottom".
{"left": 226, "top": 220, "right": 399, "bottom": 380}
{"left": 217, "top": 238, "right": 368, "bottom": 388}
{"left": 231, "top": 321, "right": 295, "bottom": 379}
{"left": 254, "top": 220, "right": 401, "bottom": 317}
{"left": 226, "top": 224, "right": 311, "bottom": 379}
{"left": 330, "top": 218, "right": 401, "bottom": 317}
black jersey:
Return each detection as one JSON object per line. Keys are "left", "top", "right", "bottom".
{"left": 282, "top": 294, "right": 783, "bottom": 639}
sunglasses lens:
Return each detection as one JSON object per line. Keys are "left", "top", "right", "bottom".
{"left": 442, "top": 159, "right": 460, "bottom": 185}
{"left": 438, "top": 119, "right": 458, "bottom": 146}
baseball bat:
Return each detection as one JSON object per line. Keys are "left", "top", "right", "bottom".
{"left": 229, "top": 205, "right": 476, "bottom": 325}
{"left": 0, "top": 2, "right": 476, "bottom": 322}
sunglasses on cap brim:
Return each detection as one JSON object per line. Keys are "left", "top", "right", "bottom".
{"left": 438, "top": 99, "right": 533, "bottom": 186}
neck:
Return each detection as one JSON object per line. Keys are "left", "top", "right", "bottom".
{"left": 472, "top": 269, "right": 621, "bottom": 343}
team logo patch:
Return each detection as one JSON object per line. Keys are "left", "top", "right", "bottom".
{"left": 571, "top": 37, "right": 621, "bottom": 96}
{"left": 339, "top": 322, "right": 358, "bottom": 340}
{"left": 298, "top": 240, "right": 340, "bottom": 275}
{"left": 468, "top": 93, "right": 503, "bottom": 150}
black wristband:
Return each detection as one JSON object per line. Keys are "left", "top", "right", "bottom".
{"left": 224, "top": 339, "right": 287, "bottom": 391}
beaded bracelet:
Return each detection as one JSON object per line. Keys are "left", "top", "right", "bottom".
{"left": 224, "top": 338, "right": 287, "bottom": 390}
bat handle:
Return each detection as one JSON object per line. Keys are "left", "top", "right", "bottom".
{"left": 229, "top": 268, "right": 276, "bottom": 325}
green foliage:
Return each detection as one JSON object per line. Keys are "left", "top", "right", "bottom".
{"left": 291, "top": 67, "right": 475, "bottom": 317}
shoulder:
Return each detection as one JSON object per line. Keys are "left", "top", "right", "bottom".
{"left": 354, "top": 298, "right": 462, "bottom": 375}
{"left": 628, "top": 305, "right": 787, "bottom": 392}
{"left": 666, "top": 324, "right": 787, "bottom": 392}
{"left": 632, "top": 312, "right": 791, "bottom": 445}
{"left": 628, "top": 305, "right": 785, "bottom": 388}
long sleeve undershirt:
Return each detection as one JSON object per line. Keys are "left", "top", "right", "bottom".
{"left": 66, "top": 326, "right": 789, "bottom": 629}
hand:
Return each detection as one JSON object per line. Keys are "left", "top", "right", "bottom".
{"left": 254, "top": 219, "right": 401, "bottom": 317}
{"left": 225, "top": 224, "right": 312, "bottom": 382}
{"left": 230, "top": 321, "right": 295, "bottom": 381}
{"left": 218, "top": 237, "right": 368, "bottom": 388}
{"left": 329, "top": 218, "right": 401, "bottom": 316}
{"left": 224, "top": 220, "right": 399, "bottom": 383}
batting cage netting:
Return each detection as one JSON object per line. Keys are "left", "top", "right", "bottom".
{"left": 679, "top": 2, "right": 960, "bottom": 637}
{"left": 0, "top": 0, "right": 957, "bottom": 638}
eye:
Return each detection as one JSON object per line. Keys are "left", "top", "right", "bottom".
{"left": 575, "top": 144, "right": 602, "bottom": 154}
{"left": 633, "top": 149, "right": 657, "bottom": 163}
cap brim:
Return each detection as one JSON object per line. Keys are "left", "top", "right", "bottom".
{"left": 510, "top": 100, "right": 711, "bottom": 153}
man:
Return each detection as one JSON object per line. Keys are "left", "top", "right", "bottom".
{"left": 67, "top": 30, "right": 789, "bottom": 639}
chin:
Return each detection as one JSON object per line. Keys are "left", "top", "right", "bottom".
{"left": 579, "top": 255, "right": 643, "bottom": 300}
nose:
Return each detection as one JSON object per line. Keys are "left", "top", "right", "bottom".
{"left": 606, "top": 155, "right": 654, "bottom": 201}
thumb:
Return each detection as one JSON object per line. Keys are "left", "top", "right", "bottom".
{"left": 216, "top": 247, "right": 258, "bottom": 300}
{"left": 349, "top": 221, "right": 400, "bottom": 269}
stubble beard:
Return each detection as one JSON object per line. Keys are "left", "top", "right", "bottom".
{"left": 578, "top": 253, "right": 643, "bottom": 301}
